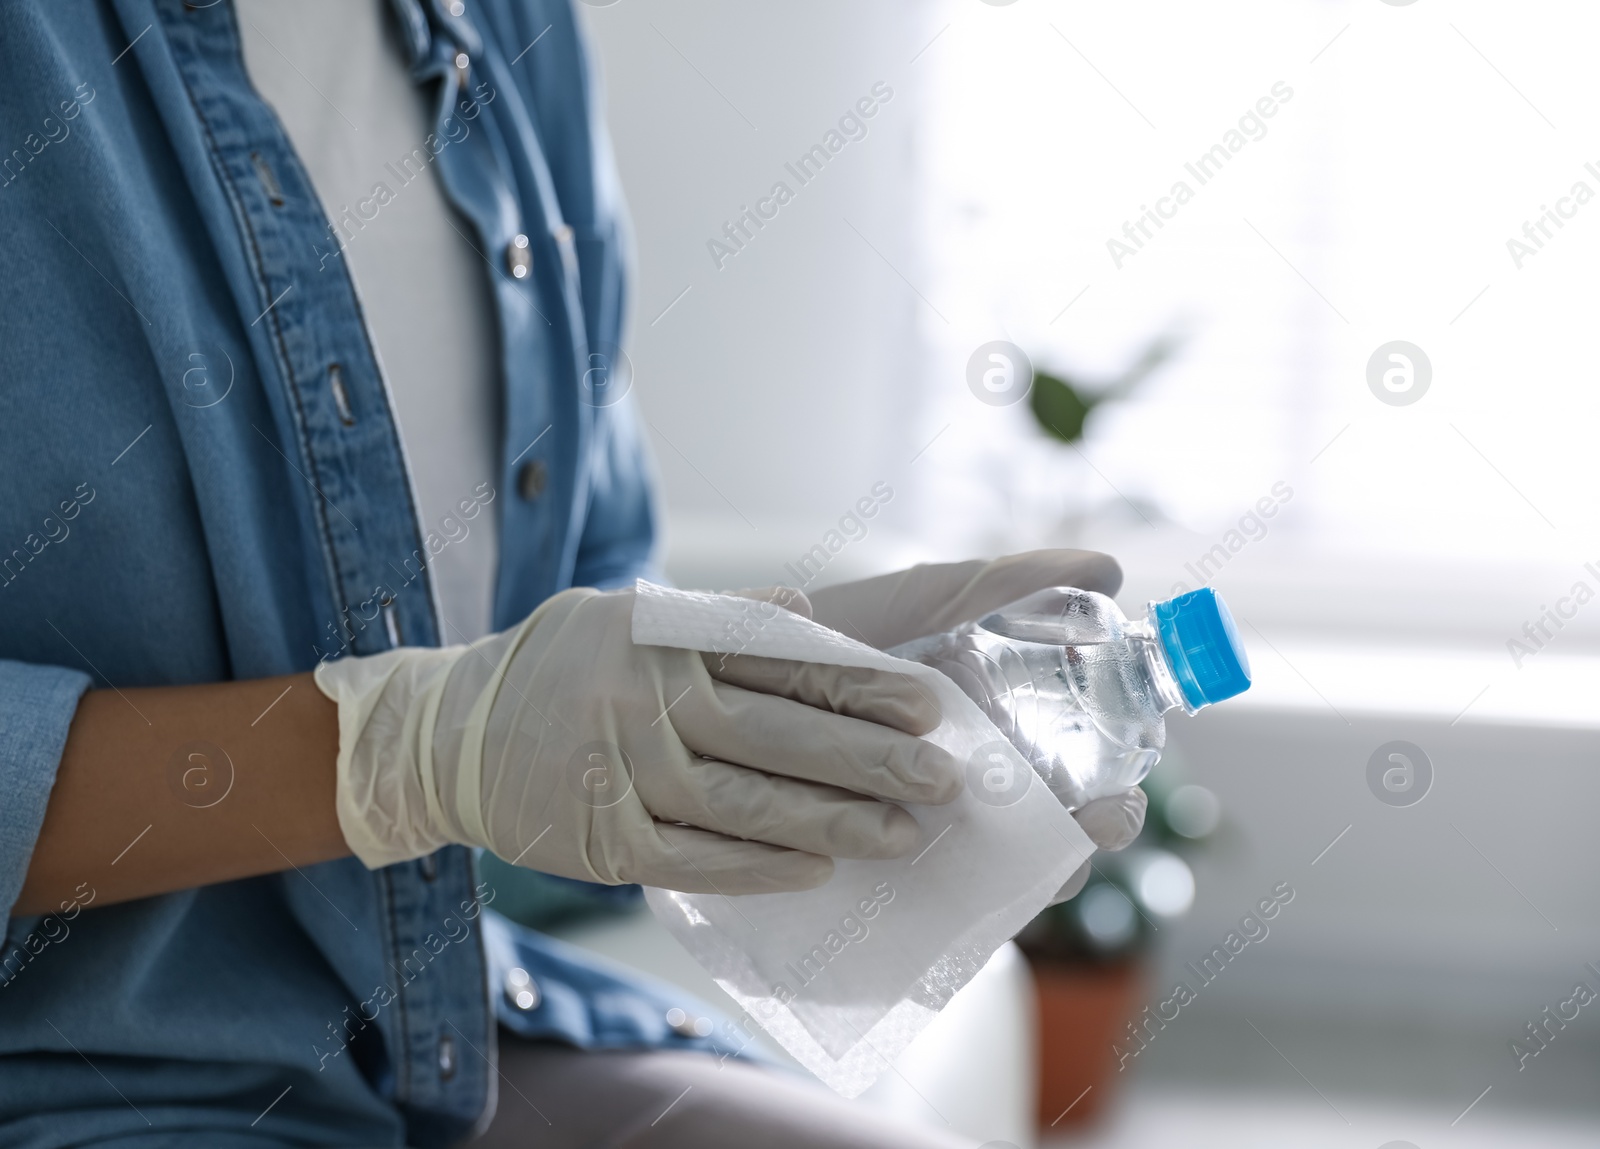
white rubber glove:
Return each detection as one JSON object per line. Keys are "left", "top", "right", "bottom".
{"left": 1049, "top": 787, "right": 1147, "bottom": 905}
{"left": 806, "top": 548, "right": 1124, "bottom": 651}
{"left": 314, "top": 586, "right": 962, "bottom": 895}
{"left": 806, "top": 549, "right": 1144, "bottom": 902}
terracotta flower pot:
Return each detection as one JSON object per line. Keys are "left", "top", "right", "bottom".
{"left": 1030, "top": 958, "right": 1146, "bottom": 1132}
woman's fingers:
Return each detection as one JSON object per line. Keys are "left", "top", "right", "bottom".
{"left": 1049, "top": 860, "right": 1092, "bottom": 907}
{"left": 806, "top": 549, "right": 1124, "bottom": 650}
{"left": 1073, "top": 787, "right": 1146, "bottom": 852}
{"left": 673, "top": 681, "right": 960, "bottom": 805}
{"left": 1048, "top": 789, "right": 1147, "bottom": 905}
{"left": 703, "top": 653, "right": 943, "bottom": 735}
{"left": 646, "top": 754, "right": 924, "bottom": 860}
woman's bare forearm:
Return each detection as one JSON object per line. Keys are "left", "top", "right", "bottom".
{"left": 15, "top": 672, "right": 348, "bottom": 916}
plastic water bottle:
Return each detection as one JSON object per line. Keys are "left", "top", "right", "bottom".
{"left": 889, "top": 586, "right": 1250, "bottom": 810}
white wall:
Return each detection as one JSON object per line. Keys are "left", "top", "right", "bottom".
{"left": 584, "top": 1, "right": 942, "bottom": 592}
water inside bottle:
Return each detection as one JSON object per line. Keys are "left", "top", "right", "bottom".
{"left": 891, "top": 588, "right": 1169, "bottom": 810}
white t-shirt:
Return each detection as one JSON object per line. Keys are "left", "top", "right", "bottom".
{"left": 237, "top": 0, "right": 500, "bottom": 642}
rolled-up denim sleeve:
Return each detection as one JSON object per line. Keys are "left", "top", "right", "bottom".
{"left": 0, "top": 659, "right": 92, "bottom": 933}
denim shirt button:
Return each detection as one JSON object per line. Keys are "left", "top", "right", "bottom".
{"left": 504, "top": 966, "right": 541, "bottom": 1011}
{"left": 437, "top": 1033, "right": 457, "bottom": 1079}
{"left": 449, "top": 1, "right": 465, "bottom": 14}
{"left": 506, "top": 234, "right": 532, "bottom": 280}
{"left": 665, "top": 1007, "right": 713, "bottom": 1038}
{"left": 517, "top": 459, "right": 547, "bottom": 501}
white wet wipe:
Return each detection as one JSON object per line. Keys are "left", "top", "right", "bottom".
{"left": 632, "top": 580, "right": 1096, "bottom": 1096}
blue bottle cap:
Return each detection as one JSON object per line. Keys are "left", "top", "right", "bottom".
{"left": 1152, "top": 587, "right": 1251, "bottom": 710}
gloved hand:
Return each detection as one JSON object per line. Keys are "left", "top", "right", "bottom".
{"left": 1049, "top": 787, "right": 1147, "bottom": 905}
{"left": 806, "top": 548, "right": 1143, "bottom": 902}
{"left": 314, "top": 586, "right": 962, "bottom": 895}
{"left": 806, "top": 548, "right": 1124, "bottom": 650}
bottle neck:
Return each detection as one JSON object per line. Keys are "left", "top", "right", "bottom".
{"left": 1126, "top": 619, "right": 1196, "bottom": 715}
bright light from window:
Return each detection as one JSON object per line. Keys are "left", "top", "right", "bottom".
{"left": 914, "top": 1, "right": 1600, "bottom": 580}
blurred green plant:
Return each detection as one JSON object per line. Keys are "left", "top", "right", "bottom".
{"left": 1029, "top": 332, "right": 1182, "bottom": 444}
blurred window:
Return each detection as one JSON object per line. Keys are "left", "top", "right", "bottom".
{"left": 918, "top": 1, "right": 1597, "bottom": 571}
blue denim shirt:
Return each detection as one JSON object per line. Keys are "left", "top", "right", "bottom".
{"left": 0, "top": 2, "right": 743, "bottom": 1145}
